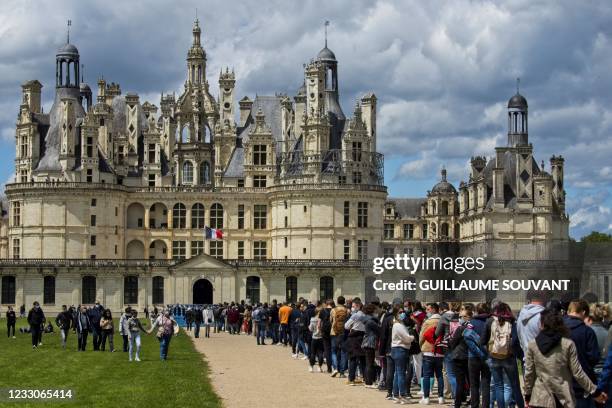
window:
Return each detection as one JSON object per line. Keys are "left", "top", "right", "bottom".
{"left": 357, "top": 202, "right": 368, "bottom": 228}
{"left": 404, "top": 224, "right": 414, "bottom": 239}
{"left": 82, "top": 276, "right": 96, "bottom": 304}
{"left": 357, "top": 240, "right": 368, "bottom": 260}
{"left": 200, "top": 162, "right": 210, "bottom": 185}
{"left": 86, "top": 169, "right": 93, "bottom": 183}
{"left": 86, "top": 136, "right": 93, "bottom": 157}
{"left": 20, "top": 135, "right": 28, "bottom": 158}
{"left": 20, "top": 169, "right": 28, "bottom": 183}
{"left": 172, "top": 203, "right": 186, "bottom": 229}
{"left": 254, "top": 241, "right": 267, "bottom": 260}
{"left": 191, "top": 203, "right": 205, "bottom": 229}
{"left": 148, "top": 174, "right": 155, "bottom": 187}
{"left": 90, "top": 235, "right": 96, "bottom": 246}
{"left": 254, "top": 205, "right": 267, "bottom": 229}
{"left": 182, "top": 161, "right": 194, "bottom": 184}
{"left": 384, "top": 224, "right": 394, "bottom": 239}
{"left": 383, "top": 247, "right": 394, "bottom": 257}
{"left": 90, "top": 214, "right": 96, "bottom": 227}
{"left": 343, "top": 239, "right": 350, "bottom": 260}
{"left": 286, "top": 276, "right": 297, "bottom": 303}
{"left": 210, "top": 203, "right": 224, "bottom": 229}
{"left": 12, "top": 239, "right": 20, "bottom": 259}
{"left": 343, "top": 201, "right": 350, "bottom": 227}
{"left": 172, "top": 241, "right": 186, "bottom": 260}
{"left": 91, "top": 198, "right": 97, "bottom": 207}
{"left": 320, "top": 276, "right": 334, "bottom": 301}
{"left": 12, "top": 201, "right": 21, "bottom": 227}
{"left": 1, "top": 276, "right": 16, "bottom": 304}
{"left": 237, "top": 241, "right": 244, "bottom": 260}
{"left": 238, "top": 205, "right": 244, "bottom": 229}
{"left": 42, "top": 275, "right": 55, "bottom": 305}
{"left": 191, "top": 240, "right": 204, "bottom": 257}
{"left": 210, "top": 241, "right": 223, "bottom": 260}
{"left": 253, "top": 145, "right": 267, "bottom": 165}
{"left": 303, "top": 205, "right": 307, "bottom": 213}
{"left": 352, "top": 142, "right": 362, "bottom": 162}
{"left": 284, "top": 216, "right": 288, "bottom": 228}
{"left": 338, "top": 175, "right": 346, "bottom": 184}
{"left": 124, "top": 276, "right": 138, "bottom": 304}
{"left": 284, "top": 237, "right": 288, "bottom": 248}
{"left": 352, "top": 171, "right": 362, "bottom": 184}
{"left": 422, "top": 223, "right": 428, "bottom": 239}
{"left": 152, "top": 276, "right": 164, "bottom": 305}
{"left": 253, "top": 175, "right": 267, "bottom": 188}
{"left": 237, "top": 178, "right": 244, "bottom": 188}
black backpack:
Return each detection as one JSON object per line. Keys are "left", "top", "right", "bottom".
{"left": 320, "top": 309, "right": 332, "bottom": 336}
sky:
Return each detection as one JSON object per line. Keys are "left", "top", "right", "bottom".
{"left": 0, "top": 0, "right": 611, "bottom": 239}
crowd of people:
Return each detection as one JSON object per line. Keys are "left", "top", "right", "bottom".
{"left": 4, "top": 301, "right": 178, "bottom": 361}
{"left": 197, "top": 293, "right": 612, "bottom": 407}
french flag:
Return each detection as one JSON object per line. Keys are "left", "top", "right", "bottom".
{"left": 204, "top": 226, "right": 223, "bottom": 240}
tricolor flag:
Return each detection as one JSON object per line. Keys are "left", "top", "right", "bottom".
{"left": 204, "top": 226, "right": 223, "bottom": 240}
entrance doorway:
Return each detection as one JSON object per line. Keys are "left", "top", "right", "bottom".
{"left": 193, "top": 279, "right": 213, "bottom": 305}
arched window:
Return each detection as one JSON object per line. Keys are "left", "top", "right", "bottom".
{"left": 320, "top": 276, "right": 334, "bottom": 301}
{"left": 182, "top": 161, "right": 194, "bottom": 184}
{"left": 441, "top": 223, "right": 449, "bottom": 238}
{"left": 181, "top": 125, "right": 190, "bottom": 143}
{"left": 1, "top": 275, "right": 16, "bottom": 304}
{"left": 152, "top": 276, "right": 164, "bottom": 304}
{"left": 191, "top": 203, "right": 205, "bottom": 229}
{"left": 43, "top": 276, "right": 55, "bottom": 305}
{"left": 124, "top": 275, "right": 138, "bottom": 305}
{"left": 82, "top": 276, "right": 96, "bottom": 304}
{"left": 432, "top": 201, "right": 437, "bottom": 214}
{"left": 441, "top": 201, "right": 449, "bottom": 216}
{"left": 455, "top": 223, "right": 460, "bottom": 239}
{"left": 173, "top": 203, "right": 186, "bottom": 229}
{"left": 200, "top": 162, "right": 210, "bottom": 185}
{"left": 286, "top": 276, "right": 297, "bottom": 303}
{"left": 210, "top": 203, "right": 223, "bottom": 229}
{"left": 246, "top": 276, "right": 260, "bottom": 304}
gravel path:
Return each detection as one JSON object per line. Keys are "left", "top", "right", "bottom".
{"left": 189, "top": 330, "right": 434, "bottom": 407}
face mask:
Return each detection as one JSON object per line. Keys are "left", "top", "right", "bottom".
{"left": 399, "top": 312, "right": 407, "bottom": 321}
{"left": 426, "top": 312, "right": 432, "bottom": 318}
{"left": 459, "top": 317, "right": 465, "bottom": 324}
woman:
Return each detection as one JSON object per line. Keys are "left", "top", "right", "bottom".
{"left": 362, "top": 303, "right": 380, "bottom": 388}
{"left": 308, "top": 306, "right": 325, "bottom": 372}
{"left": 242, "top": 306, "right": 252, "bottom": 335}
{"left": 99, "top": 309, "right": 115, "bottom": 352}
{"left": 345, "top": 298, "right": 367, "bottom": 386}
{"left": 203, "top": 305, "right": 215, "bottom": 338}
{"left": 391, "top": 306, "right": 414, "bottom": 404}
{"left": 6, "top": 306, "right": 16, "bottom": 338}
{"left": 524, "top": 309, "right": 605, "bottom": 407}
{"left": 127, "top": 310, "right": 147, "bottom": 361}
{"left": 586, "top": 303, "right": 609, "bottom": 374}
{"left": 149, "top": 309, "right": 178, "bottom": 361}
{"left": 482, "top": 302, "right": 524, "bottom": 408}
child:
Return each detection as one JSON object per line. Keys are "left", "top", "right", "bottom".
{"left": 127, "top": 310, "right": 147, "bottom": 362}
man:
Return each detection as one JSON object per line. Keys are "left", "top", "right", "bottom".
{"left": 278, "top": 301, "right": 293, "bottom": 346}
{"left": 517, "top": 290, "right": 546, "bottom": 356}
{"left": 345, "top": 297, "right": 367, "bottom": 386}
{"left": 290, "top": 303, "right": 302, "bottom": 357}
{"left": 6, "top": 306, "right": 16, "bottom": 338}
{"left": 88, "top": 301, "right": 104, "bottom": 351}
{"left": 419, "top": 302, "right": 445, "bottom": 405}
{"left": 203, "top": 306, "right": 214, "bottom": 338}
{"left": 435, "top": 301, "right": 460, "bottom": 400}
{"left": 330, "top": 296, "right": 349, "bottom": 378}
{"left": 320, "top": 300, "right": 334, "bottom": 373}
{"left": 119, "top": 307, "right": 131, "bottom": 352}
{"left": 468, "top": 303, "right": 491, "bottom": 408}
{"left": 74, "top": 305, "right": 91, "bottom": 351}
{"left": 269, "top": 300, "right": 280, "bottom": 344}
{"left": 257, "top": 303, "right": 269, "bottom": 345}
{"left": 27, "top": 301, "right": 45, "bottom": 349}
{"left": 564, "top": 300, "right": 600, "bottom": 408}
{"left": 55, "top": 305, "right": 73, "bottom": 349}
{"left": 194, "top": 306, "right": 203, "bottom": 338}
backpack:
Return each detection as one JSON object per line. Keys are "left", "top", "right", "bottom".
{"left": 259, "top": 310, "right": 268, "bottom": 322}
{"left": 439, "top": 319, "right": 460, "bottom": 351}
{"left": 407, "top": 327, "right": 421, "bottom": 355}
{"left": 488, "top": 317, "right": 512, "bottom": 358}
{"left": 463, "top": 326, "right": 486, "bottom": 359}
{"left": 320, "top": 309, "right": 332, "bottom": 336}
{"left": 332, "top": 307, "right": 348, "bottom": 334}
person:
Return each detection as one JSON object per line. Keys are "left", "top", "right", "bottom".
{"left": 269, "top": 300, "right": 280, "bottom": 344}
{"left": 482, "top": 302, "right": 525, "bottom": 408}
{"left": 88, "top": 301, "right": 104, "bottom": 351}
{"left": 185, "top": 308, "right": 193, "bottom": 331}
{"left": 345, "top": 297, "right": 367, "bottom": 386}
{"left": 119, "top": 307, "right": 131, "bottom": 352}
{"left": 256, "top": 304, "right": 269, "bottom": 345}
{"left": 586, "top": 303, "right": 609, "bottom": 374}
{"left": 525, "top": 309, "right": 607, "bottom": 407}
{"left": 149, "top": 309, "right": 178, "bottom": 360}
{"left": 279, "top": 301, "right": 292, "bottom": 346}
{"left": 6, "top": 306, "right": 16, "bottom": 338}
{"left": 242, "top": 306, "right": 252, "bottom": 335}
{"left": 380, "top": 298, "right": 403, "bottom": 399}
{"left": 420, "top": 302, "right": 445, "bottom": 405}
{"left": 127, "top": 310, "right": 147, "bottom": 361}
{"left": 203, "top": 306, "right": 214, "bottom": 338}
{"left": 19, "top": 304, "right": 25, "bottom": 318}
{"left": 290, "top": 303, "right": 302, "bottom": 357}
{"left": 436, "top": 301, "right": 460, "bottom": 400}
{"left": 330, "top": 296, "right": 349, "bottom": 378}
{"left": 194, "top": 307, "right": 203, "bottom": 338}
{"left": 320, "top": 300, "right": 334, "bottom": 373}
{"left": 27, "top": 301, "right": 45, "bottom": 349}
{"left": 55, "top": 305, "right": 72, "bottom": 349}
{"left": 227, "top": 306, "right": 240, "bottom": 335}
{"left": 308, "top": 306, "right": 325, "bottom": 372}
{"left": 391, "top": 306, "right": 415, "bottom": 404}
{"left": 468, "top": 302, "right": 491, "bottom": 408}
{"left": 517, "top": 290, "right": 547, "bottom": 356}
{"left": 297, "top": 302, "right": 310, "bottom": 358}
{"left": 362, "top": 303, "right": 380, "bottom": 388}
{"left": 99, "top": 309, "right": 115, "bottom": 352}
{"left": 564, "top": 300, "right": 601, "bottom": 408}
{"left": 144, "top": 306, "right": 149, "bottom": 320}
{"left": 74, "top": 305, "right": 91, "bottom": 351}
{"left": 596, "top": 346, "right": 612, "bottom": 406}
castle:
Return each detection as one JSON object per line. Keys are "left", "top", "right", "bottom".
{"left": 0, "top": 20, "right": 578, "bottom": 312}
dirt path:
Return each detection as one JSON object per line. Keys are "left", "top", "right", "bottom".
{"left": 189, "top": 330, "right": 434, "bottom": 408}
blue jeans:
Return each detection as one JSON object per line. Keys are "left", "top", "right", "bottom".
{"left": 575, "top": 396, "right": 595, "bottom": 408}
{"left": 331, "top": 335, "right": 347, "bottom": 373}
{"left": 158, "top": 334, "right": 172, "bottom": 360}
{"left": 194, "top": 322, "right": 201, "bottom": 338}
{"left": 422, "top": 355, "right": 444, "bottom": 398}
{"left": 298, "top": 336, "right": 308, "bottom": 356}
{"left": 490, "top": 357, "right": 524, "bottom": 408}
{"left": 280, "top": 323, "right": 289, "bottom": 345}
{"left": 269, "top": 322, "right": 279, "bottom": 343}
{"left": 391, "top": 347, "right": 409, "bottom": 398}
{"left": 257, "top": 322, "right": 267, "bottom": 344}
{"left": 444, "top": 353, "right": 457, "bottom": 398}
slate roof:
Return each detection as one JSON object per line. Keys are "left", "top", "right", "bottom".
{"left": 388, "top": 198, "right": 426, "bottom": 218}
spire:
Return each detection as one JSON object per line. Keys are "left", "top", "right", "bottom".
{"left": 81, "top": 63, "right": 84, "bottom": 83}
{"left": 324, "top": 20, "right": 329, "bottom": 47}
{"left": 67, "top": 19, "right": 72, "bottom": 43}
{"left": 516, "top": 77, "right": 520, "bottom": 94}
{"left": 441, "top": 166, "right": 447, "bottom": 182}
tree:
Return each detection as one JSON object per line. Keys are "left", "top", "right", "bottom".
{"left": 581, "top": 231, "right": 612, "bottom": 243}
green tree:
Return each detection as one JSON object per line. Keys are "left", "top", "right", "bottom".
{"left": 581, "top": 231, "right": 612, "bottom": 242}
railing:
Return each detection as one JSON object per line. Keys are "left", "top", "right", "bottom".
{"left": 0, "top": 258, "right": 176, "bottom": 267}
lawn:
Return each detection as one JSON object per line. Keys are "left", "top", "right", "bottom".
{"left": 0, "top": 318, "right": 221, "bottom": 408}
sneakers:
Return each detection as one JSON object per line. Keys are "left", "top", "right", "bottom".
{"left": 291, "top": 353, "right": 298, "bottom": 358}
{"left": 135, "top": 356, "right": 141, "bottom": 362}
{"left": 438, "top": 397, "right": 445, "bottom": 405}
{"left": 346, "top": 381, "right": 356, "bottom": 386}
{"left": 309, "top": 366, "right": 314, "bottom": 373}
{"left": 419, "top": 397, "right": 430, "bottom": 405}
{"left": 393, "top": 397, "right": 410, "bottom": 405}
{"left": 365, "top": 384, "right": 377, "bottom": 389}
{"left": 331, "top": 369, "right": 339, "bottom": 377}
{"left": 32, "top": 345, "right": 37, "bottom": 349}
{"left": 39, "top": 342, "right": 43, "bottom": 346}
{"left": 300, "top": 356, "right": 308, "bottom": 360}
{"left": 385, "top": 395, "right": 394, "bottom": 400}
{"left": 12, "top": 336, "right": 16, "bottom": 339}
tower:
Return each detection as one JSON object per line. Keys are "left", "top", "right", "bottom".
{"left": 219, "top": 67, "right": 235, "bottom": 125}
{"left": 187, "top": 18, "right": 206, "bottom": 87}
{"left": 56, "top": 21, "right": 79, "bottom": 89}
{"left": 507, "top": 79, "right": 528, "bottom": 147}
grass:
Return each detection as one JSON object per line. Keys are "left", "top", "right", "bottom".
{"left": 0, "top": 318, "right": 221, "bottom": 408}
